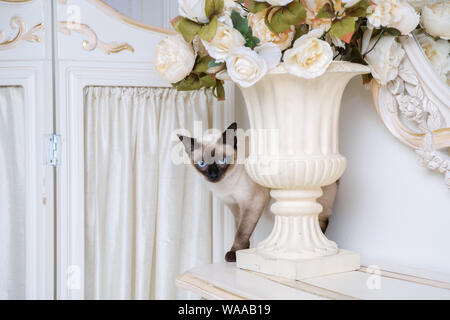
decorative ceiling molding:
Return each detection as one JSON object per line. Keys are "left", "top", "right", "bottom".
{"left": 56, "top": 0, "right": 175, "bottom": 35}
{"left": 58, "top": 21, "right": 135, "bottom": 55}
{"left": 371, "top": 35, "right": 450, "bottom": 188}
{"left": 0, "top": 0, "right": 34, "bottom": 3}
{"left": 0, "top": 16, "right": 43, "bottom": 51}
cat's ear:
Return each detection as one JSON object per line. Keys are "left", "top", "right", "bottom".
{"left": 222, "top": 122, "right": 237, "bottom": 150}
{"left": 178, "top": 135, "right": 200, "bottom": 157}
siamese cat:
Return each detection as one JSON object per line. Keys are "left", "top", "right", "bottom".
{"left": 178, "top": 123, "right": 338, "bottom": 262}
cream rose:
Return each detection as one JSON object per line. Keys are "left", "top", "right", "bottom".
{"left": 155, "top": 35, "right": 196, "bottom": 83}
{"left": 248, "top": 11, "right": 294, "bottom": 51}
{"left": 283, "top": 30, "right": 333, "bottom": 79}
{"left": 225, "top": 47, "right": 268, "bottom": 87}
{"left": 201, "top": 22, "right": 246, "bottom": 62}
{"left": 368, "top": 0, "right": 393, "bottom": 27}
{"left": 178, "top": 0, "right": 209, "bottom": 24}
{"left": 421, "top": 2, "right": 450, "bottom": 40}
{"left": 255, "top": 43, "right": 282, "bottom": 70}
{"left": 364, "top": 35, "right": 405, "bottom": 85}
{"left": 304, "top": 8, "right": 333, "bottom": 33}
{"left": 407, "top": 0, "right": 440, "bottom": 12}
{"left": 368, "top": 0, "right": 420, "bottom": 35}
{"left": 254, "top": 0, "right": 294, "bottom": 5}
{"left": 303, "top": 0, "right": 329, "bottom": 13}
{"left": 388, "top": 0, "right": 420, "bottom": 34}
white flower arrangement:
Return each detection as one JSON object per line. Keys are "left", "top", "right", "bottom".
{"left": 155, "top": 0, "right": 426, "bottom": 99}
{"left": 408, "top": 0, "right": 450, "bottom": 85}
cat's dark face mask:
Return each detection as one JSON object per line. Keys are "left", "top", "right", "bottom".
{"left": 178, "top": 123, "right": 238, "bottom": 183}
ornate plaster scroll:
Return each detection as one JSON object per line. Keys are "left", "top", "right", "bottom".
{"left": 0, "top": 16, "right": 43, "bottom": 50}
{"left": 58, "top": 21, "right": 134, "bottom": 55}
{"left": 371, "top": 35, "right": 450, "bottom": 188}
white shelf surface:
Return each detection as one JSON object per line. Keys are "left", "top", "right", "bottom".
{"left": 177, "top": 262, "right": 450, "bottom": 300}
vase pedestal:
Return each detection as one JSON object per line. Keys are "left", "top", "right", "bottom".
{"left": 235, "top": 62, "right": 370, "bottom": 280}
{"left": 237, "top": 187, "right": 360, "bottom": 280}
{"left": 237, "top": 249, "right": 360, "bottom": 280}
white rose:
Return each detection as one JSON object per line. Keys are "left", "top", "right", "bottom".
{"left": 225, "top": 47, "right": 268, "bottom": 87}
{"left": 178, "top": 0, "right": 209, "bottom": 24}
{"left": 368, "top": 0, "right": 419, "bottom": 35}
{"left": 367, "top": 0, "right": 393, "bottom": 27}
{"left": 255, "top": 0, "right": 294, "bottom": 5}
{"left": 421, "top": 2, "right": 450, "bottom": 40}
{"left": 155, "top": 35, "right": 196, "bottom": 83}
{"left": 283, "top": 29, "right": 333, "bottom": 79}
{"left": 416, "top": 32, "right": 450, "bottom": 82}
{"left": 255, "top": 43, "right": 282, "bottom": 70}
{"left": 364, "top": 35, "right": 405, "bottom": 85}
{"left": 201, "top": 22, "right": 246, "bottom": 62}
{"left": 407, "top": 0, "right": 440, "bottom": 12}
{"left": 248, "top": 11, "right": 294, "bottom": 51}
{"left": 388, "top": 0, "right": 420, "bottom": 34}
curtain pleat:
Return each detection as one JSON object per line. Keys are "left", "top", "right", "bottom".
{"left": 0, "top": 86, "right": 26, "bottom": 300}
{"left": 84, "top": 87, "right": 223, "bottom": 300}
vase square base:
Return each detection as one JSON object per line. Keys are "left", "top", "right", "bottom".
{"left": 236, "top": 248, "right": 360, "bottom": 280}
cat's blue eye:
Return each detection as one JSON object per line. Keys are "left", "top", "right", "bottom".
{"left": 218, "top": 157, "right": 227, "bottom": 165}
{"left": 197, "top": 161, "right": 207, "bottom": 168}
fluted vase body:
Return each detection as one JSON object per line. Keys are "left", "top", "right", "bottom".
{"left": 238, "top": 62, "right": 370, "bottom": 262}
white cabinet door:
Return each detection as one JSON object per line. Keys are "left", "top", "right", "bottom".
{"left": 0, "top": 0, "right": 54, "bottom": 300}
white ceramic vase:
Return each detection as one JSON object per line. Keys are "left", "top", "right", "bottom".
{"left": 236, "top": 62, "right": 370, "bottom": 280}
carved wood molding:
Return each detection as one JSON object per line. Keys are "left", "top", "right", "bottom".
{"left": 0, "top": 16, "right": 43, "bottom": 51}
{"left": 58, "top": 21, "right": 134, "bottom": 55}
{"left": 371, "top": 35, "right": 450, "bottom": 188}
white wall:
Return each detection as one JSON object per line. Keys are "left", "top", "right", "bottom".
{"left": 327, "top": 78, "right": 450, "bottom": 275}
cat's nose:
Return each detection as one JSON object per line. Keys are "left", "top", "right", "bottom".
{"left": 207, "top": 167, "right": 219, "bottom": 179}
{"left": 209, "top": 171, "right": 218, "bottom": 178}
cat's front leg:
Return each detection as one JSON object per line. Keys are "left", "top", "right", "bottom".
{"left": 225, "top": 203, "right": 265, "bottom": 262}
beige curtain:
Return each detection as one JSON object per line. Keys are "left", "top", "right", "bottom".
{"left": 0, "top": 86, "right": 26, "bottom": 299}
{"left": 84, "top": 86, "right": 226, "bottom": 300}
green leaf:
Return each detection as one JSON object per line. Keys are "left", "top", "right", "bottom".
{"left": 205, "top": 0, "right": 224, "bottom": 20}
{"left": 385, "top": 27, "right": 401, "bottom": 36}
{"left": 330, "top": 17, "right": 356, "bottom": 43}
{"left": 345, "top": 0, "right": 371, "bottom": 18}
{"left": 175, "top": 74, "right": 202, "bottom": 91}
{"left": 231, "top": 9, "right": 260, "bottom": 48}
{"left": 247, "top": 0, "right": 270, "bottom": 13}
{"left": 213, "top": 80, "right": 225, "bottom": 100}
{"left": 265, "top": 0, "right": 306, "bottom": 34}
{"left": 316, "top": 3, "right": 334, "bottom": 19}
{"left": 208, "top": 59, "right": 223, "bottom": 68}
{"left": 198, "top": 16, "right": 219, "bottom": 41}
{"left": 294, "top": 24, "right": 309, "bottom": 41}
{"left": 200, "top": 74, "right": 216, "bottom": 88}
{"left": 231, "top": 10, "right": 250, "bottom": 36}
{"left": 171, "top": 16, "right": 202, "bottom": 42}
{"left": 245, "top": 28, "right": 260, "bottom": 49}
{"left": 193, "top": 56, "right": 213, "bottom": 73}
{"left": 214, "top": 0, "right": 224, "bottom": 15}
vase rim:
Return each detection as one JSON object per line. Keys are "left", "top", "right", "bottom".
{"left": 217, "top": 61, "right": 370, "bottom": 82}
{"left": 270, "top": 61, "right": 370, "bottom": 75}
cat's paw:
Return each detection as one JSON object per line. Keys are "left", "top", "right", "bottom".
{"left": 225, "top": 251, "right": 236, "bottom": 262}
